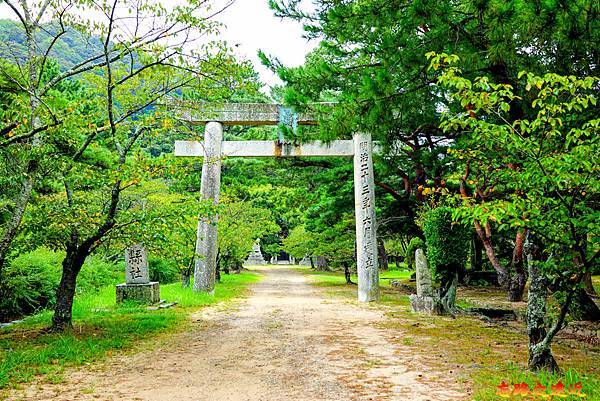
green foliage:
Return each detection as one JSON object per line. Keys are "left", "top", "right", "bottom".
{"left": 404, "top": 237, "right": 425, "bottom": 271}
{"left": 0, "top": 249, "right": 123, "bottom": 319}
{"left": 283, "top": 225, "right": 316, "bottom": 259}
{"left": 433, "top": 53, "right": 599, "bottom": 278}
{"left": 420, "top": 207, "right": 470, "bottom": 282}
{"left": 217, "top": 197, "right": 280, "bottom": 270}
{"left": 76, "top": 256, "right": 123, "bottom": 294}
{"left": 148, "top": 258, "right": 180, "bottom": 284}
{"left": 0, "top": 248, "right": 61, "bottom": 319}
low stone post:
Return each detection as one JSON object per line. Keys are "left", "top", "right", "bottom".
{"left": 116, "top": 244, "right": 160, "bottom": 303}
{"left": 409, "top": 248, "right": 443, "bottom": 314}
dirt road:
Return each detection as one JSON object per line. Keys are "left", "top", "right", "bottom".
{"left": 11, "top": 266, "right": 466, "bottom": 401}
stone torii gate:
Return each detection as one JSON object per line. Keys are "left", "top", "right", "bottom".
{"left": 174, "top": 103, "right": 379, "bottom": 302}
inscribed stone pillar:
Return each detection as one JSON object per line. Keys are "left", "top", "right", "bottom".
{"left": 415, "top": 248, "right": 433, "bottom": 297}
{"left": 193, "top": 121, "right": 223, "bottom": 294}
{"left": 353, "top": 133, "right": 379, "bottom": 302}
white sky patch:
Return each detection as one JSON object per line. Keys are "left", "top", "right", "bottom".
{"left": 0, "top": 0, "right": 316, "bottom": 89}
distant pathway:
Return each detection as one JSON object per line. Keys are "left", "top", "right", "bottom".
{"left": 9, "top": 266, "right": 466, "bottom": 401}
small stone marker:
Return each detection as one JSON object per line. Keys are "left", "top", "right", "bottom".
{"left": 409, "top": 248, "right": 443, "bottom": 315}
{"left": 299, "top": 256, "right": 311, "bottom": 266}
{"left": 116, "top": 244, "right": 160, "bottom": 304}
{"left": 245, "top": 239, "right": 267, "bottom": 265}
{"left": 415, "top": 249, "right": 433, "bottom": 297}
{"left": 125, "top": 244, "right": 149, "bottom": 284}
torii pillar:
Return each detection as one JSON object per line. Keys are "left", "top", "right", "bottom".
{"left": 174, "top": 103, "right": 379, "bottom": 301}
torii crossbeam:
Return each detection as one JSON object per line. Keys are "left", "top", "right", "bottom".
{"left": 173, "top": 103, "right": 379, "bottom": 302}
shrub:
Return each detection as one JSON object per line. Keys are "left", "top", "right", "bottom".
{"left": 421, "top": 206, "right": 470, "bottom": 282}
{"left": 77, "top": 255, "right": 123, "bottom": 293}
{"left": 0, "top": 249, "right": 123, "bottom": 320}
{"left": 149, "top": 258, "right": 179, "bottom": 284}
{"left": 0, "top": 248, "right": 62, "bottom": 319}
{"left": 405, "top": 237, "right": 425, "bottom": 270}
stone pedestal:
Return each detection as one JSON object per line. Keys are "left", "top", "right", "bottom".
{"left": 410, "top": 248, "right": 443, "bottom": 315}
{"left": 409, "top": 295, "right": 444, "bottom": 315}
{"left": 116, "top": 282, "right": 160, "bottom": 304}
{"left": 299, "top": 256, "right": 312, "bottom": 266}
{"left": 245, "top": 240, "right": 266, "bottom": 265}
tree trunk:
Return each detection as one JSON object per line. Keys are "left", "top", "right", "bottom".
{"left": 508, "top": 230, "right": 527, "bottom": 302}
{"left": 583, "top": 272, "right": 597, "bottom": 296}
{"left": 525, "top": 237, "right": 559, "bottom": 373}
{"left": 377, "top": 238, "right": 389, "bottom": 271}
{"left": 343, "top": 262, "right": 355, "bottom": 285}
{"left": 474, "top": 220, "right": 509, "bottom": 285}
{"left": 470, "top": 233, "right": 484, "bottom": 271}
{"left": 181, "top": 271, "right": 191, "bottom": 288}
{"left": 309, "top": 257, "right": 315, "bottom": 269}
{"left": 568, "top": 288, "right": 600, "bottom": 321}
{"left": 181, "top": 256, "right": 193, "bottom": 288}
{"left": 52, "top": 246, "right": 88, "bottom": 331}
{"left": 315, "top": 256, "right": 328, "bottom": 271}
{"left": 439, "top": 270, "right": 458, "bottom": 315}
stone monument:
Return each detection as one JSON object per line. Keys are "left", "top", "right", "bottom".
{"left": 116, "top": 244, "right": 160, "bottom": 303}
{"left": 245, "top": 240, "right": 267, "bottom": 265}
{"left": 299, "top": 256, "right": 312, "bottom": 266}
{"left": 409, "top": 249, "right": 443, "bottom": 315}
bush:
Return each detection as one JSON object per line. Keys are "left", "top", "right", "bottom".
{"left": 77, "top": 255, "right": 123, "bottom": 293}
{"left": 0, "top": 249, "right": 123, "bottom": 320}
{"left": 149, "top": 258, "right": 179, "bottom": 284}
{"left": 421, "top": 206, "right": 470, "bottom": 282}
{"left": 0, "top": 248, "right": 61, "bottom": 319}
{"left": 405, "top": 237, "right": 425, "bottom": 270}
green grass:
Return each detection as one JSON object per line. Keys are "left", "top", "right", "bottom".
{"left": 0, "top": 272, "right": 260, "bottom": 390}
{"left": 302, "top": 268, "right": 600, "bottom": 401}
{"left": 294, "top": 266, "right": 411, "bottom": 288}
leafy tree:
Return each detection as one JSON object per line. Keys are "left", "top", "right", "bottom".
{"left": 216, "top": 196, "right": 279, "bottom": 276}
{"left": 433, "top": 53, "right": 599, "bottom": 372}
{"left": 283, "top": 225, "right": 316, "bottom": 262}
{"left": 266, "top": 0, "right": 599, "bottom": 300}
{"left": 1, "top": 0, "right": 255, "bottom": 331}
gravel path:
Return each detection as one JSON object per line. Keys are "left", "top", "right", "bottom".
{"left": 8, "top": 266, "right": 466, "bottom": 401}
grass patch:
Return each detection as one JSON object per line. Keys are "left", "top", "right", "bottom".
{"left": 0, "top": 271, "right": 260, "bottom": 390}
{"left": 302, "top": 268, "right": 600, "bottom": 401}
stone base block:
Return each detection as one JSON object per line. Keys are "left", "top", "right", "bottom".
{"left": 409, "top": 294, "right": 444, "bottom": 315}
{"left": 244, "top": 259, "right": 267, "bottom": 266}
{"left": 116, "top": 282, "right": 160, "bottom": 304}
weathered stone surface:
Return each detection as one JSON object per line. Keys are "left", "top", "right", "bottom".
{"left": 415, "top": 249, "right": 433, "bottom": 297}
{"left": 354, "top": 133, "right": 379, "bottom": 302}
{"left": 245, "top": 240, "right": 267, "bottom": 265}
{"left": 125, "top": 244, "right": 149, "bottom": 284}
{"left": 409, "top": 294, "right": 444, "bottom": 315}
{"left": 172, "top": 102, "right": 320, "bottom": 126}
{"left": 116, "top": 282, "right": 160, "bottom": 304}
{"left": 299, "top": 257, "right": 312, "bottom": 266}
{"left": 194, "top": 121, "right": 223, "bottom": 295}
{"left": 175, "top": 140, "right": 355, "bottom": 158}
